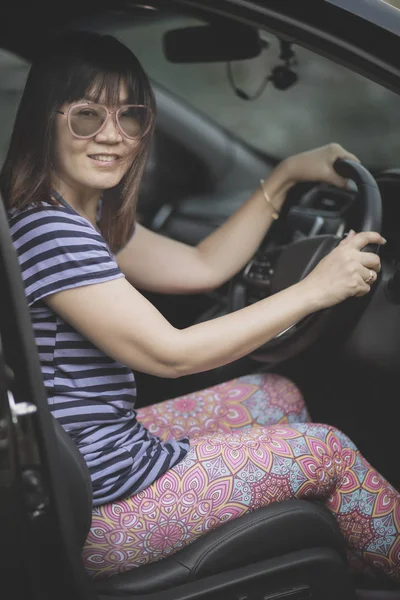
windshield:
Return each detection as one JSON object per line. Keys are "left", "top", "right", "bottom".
{"left": 93, "top": 14, "right": 400, "bottom": 171}
{"left": 1, "top": 12, "right": 400, "bottom": 171}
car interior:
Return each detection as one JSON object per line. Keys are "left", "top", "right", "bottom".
{"left": 1, "top": 0, "right": 400, "bottom": 599}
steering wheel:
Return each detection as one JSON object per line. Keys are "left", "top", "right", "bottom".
{"left": 229, "top": 158, "right": 383, "bottom": 363}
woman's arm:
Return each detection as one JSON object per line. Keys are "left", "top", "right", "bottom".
{"left": 117, "top": 143, "right": 358, "bottom": 294}
{"left": 44, "top": 230, "right": 384, "bottom": 379}
{"left": 117, "top": 161, "right": 290, "bottom": 294}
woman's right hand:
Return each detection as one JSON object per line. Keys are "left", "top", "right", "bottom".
{"left": 300, "top": 230, "right": 386, "bottom": 310}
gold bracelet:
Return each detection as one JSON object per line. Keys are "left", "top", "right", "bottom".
{"left": 260, "top": 179, "right": 280, "bottom": 220}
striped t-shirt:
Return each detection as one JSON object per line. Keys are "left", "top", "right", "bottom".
{"left": 8, "top": 197, "right": 189, "bottom": 505}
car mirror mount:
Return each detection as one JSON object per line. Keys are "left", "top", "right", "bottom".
{"left": 227, "top": 38, "right": 298, "bottom": 101}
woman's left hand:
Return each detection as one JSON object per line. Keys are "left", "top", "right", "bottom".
{"left": 283, "top": 143, "right": 360, "bottom": 188}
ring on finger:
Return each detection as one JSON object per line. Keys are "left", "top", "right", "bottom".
{"left": 365, "top": 269, "right": 374, "bottom": 284}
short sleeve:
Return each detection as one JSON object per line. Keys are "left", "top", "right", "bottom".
{"left": 9, "top": 206, "right": 124, "bottom": 306}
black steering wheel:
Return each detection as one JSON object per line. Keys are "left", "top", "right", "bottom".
{"left": 229, "top": 158, "right": 383, "bottom": 363}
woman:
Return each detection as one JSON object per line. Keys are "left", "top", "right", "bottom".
{"left": 1, "top": 31, "right": 399, "bottom": 584}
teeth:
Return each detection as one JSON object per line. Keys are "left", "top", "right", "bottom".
{"left": 90, "top": 155, "right": 118, "bottom": 162}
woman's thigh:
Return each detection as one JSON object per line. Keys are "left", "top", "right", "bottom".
{"left": 83, "top": 422, "right": 400, "bottom": 583}
{"left": 136, "top": 373, "right": 310, "bottom": 441}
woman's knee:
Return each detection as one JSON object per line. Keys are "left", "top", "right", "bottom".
{"left": 237, "top": 372, "right": 309, "bottom": 424}
{"left": 325, "top": 424, "right": 358, "bottom": 452}
{"left": 289, "top": 422, "right": 358, "bottom": 452}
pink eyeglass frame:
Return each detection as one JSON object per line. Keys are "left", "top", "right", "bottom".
{"left": 56, "top": 102, "right": 153, "bottom": 140}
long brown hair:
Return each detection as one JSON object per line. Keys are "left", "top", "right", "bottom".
{"left": 0, "top": 30, "right": 156, "bottom": 253}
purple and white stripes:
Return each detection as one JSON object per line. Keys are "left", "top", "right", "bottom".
{"left": 8, "top": 199, "right": 189, "bottom": 505}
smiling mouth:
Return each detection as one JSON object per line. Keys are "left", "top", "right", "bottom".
{"left": 88, "top": 154, "right": 122, "bottom": 164}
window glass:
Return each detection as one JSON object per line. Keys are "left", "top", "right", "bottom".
{"left": 104, "top": 14, "right": 400, "bottom": 170}
{"left": 384, "top": 0, "right": 400, "bottom": 9}
{"left": 0, "top": 49, "right": 29, "bottom": 162}
{"left": 2, "top": 11, "right": 400, "bottom": 171}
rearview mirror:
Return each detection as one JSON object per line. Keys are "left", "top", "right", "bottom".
{"left": 163, "top": 23, "right": 262, "bottom": 63}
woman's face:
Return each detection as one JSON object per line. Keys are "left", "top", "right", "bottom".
{"left": 52, "top": 82, "right": 139, "bottom": 195}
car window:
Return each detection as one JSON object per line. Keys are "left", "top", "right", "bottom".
{"left": 1, "top": 12, "right": 400, "bottom": 172}
{"left": 102, "top": 14, "right": 400, "bottom": 171}
{"left": 0, "top": 49, "right": 29, "bottom": 164}
{"left": 385, "top": 0, "right": 400, "bottom": 8}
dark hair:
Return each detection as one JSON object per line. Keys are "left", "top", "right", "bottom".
{"left": 0, "top": 30, "right": 156, "bottom": 252}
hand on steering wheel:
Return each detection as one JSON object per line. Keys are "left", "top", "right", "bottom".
{"left": 283, "top": 143, "right": 360, "bottom": 189}
{"left": 229, "top": 158, "right": 384, "bottom": 362}
{"left": 300, "top": 230, "right": 385, "bottom": 310}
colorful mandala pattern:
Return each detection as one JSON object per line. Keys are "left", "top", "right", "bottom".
{"left": 135, "top": 374, "right": 309, "bottom": 440}
{"left": 82, "top": 373, "right": 400, "bottom": 586}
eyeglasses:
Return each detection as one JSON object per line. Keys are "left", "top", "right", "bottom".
{"left": 56, "top": 103, "right": 153, "bottom": 140}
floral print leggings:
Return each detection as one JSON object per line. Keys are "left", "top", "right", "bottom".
{"left": 82, "top": 373, "right": 400, "bottom": 585}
